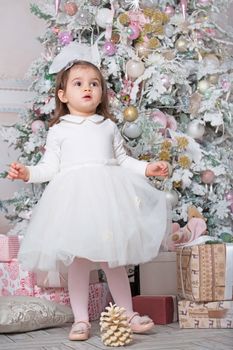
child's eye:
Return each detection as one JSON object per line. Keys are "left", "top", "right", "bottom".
{"left": 90, "top": 81, "right": 99, "bottom": 87}
{"left": 74, "top": 81, "right": 82, "bottom": 86}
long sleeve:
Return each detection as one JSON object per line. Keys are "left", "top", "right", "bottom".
{"left": 26, "top": 127, "right": 61, "bottom": 183}
{"left": 113, "top": 124, "right": 148, "bottom": 176}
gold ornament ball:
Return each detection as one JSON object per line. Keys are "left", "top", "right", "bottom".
{"left": 134, "top": 42, "right": 150, "bottom": 58}
{"left": 123, "top": 106, "right": 138, "bottom": 122}
{"left": 175, "top": 38, "right": 188, "bottom": 52}
{"left": 64, "top": 2, "right": 78, "bottom": 16}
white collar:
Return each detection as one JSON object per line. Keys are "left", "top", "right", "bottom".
{"left": 60, "top": 114, "right": 105, "bottom": 124}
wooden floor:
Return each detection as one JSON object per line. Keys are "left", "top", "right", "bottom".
{"left": 0, "top": 321, "right": 233, "bottom": 350}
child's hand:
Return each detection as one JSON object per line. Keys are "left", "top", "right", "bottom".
{"left": 7, "top": 162, "right": 29, "bottom": 182}
{"left": 145, "top": 161, "right": 169, "bottom": 178}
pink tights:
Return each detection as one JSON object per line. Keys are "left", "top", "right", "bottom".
{"left": 68, "top": 257, "right": 134, "bottom": 322}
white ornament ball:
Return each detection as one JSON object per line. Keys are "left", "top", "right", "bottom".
{"left": 164, "top": 24, "right": 174, "bottom": 38}
{"left": 197, "top": 79, "right": 210, "bottom": 94}
{"left": 187, "top": 120, "right": 205, "bottom": 139}
{"left": 31, "top": 120, "right": 45, "bottom": 133}
{"left": 122, "top": 122, "right": 142, "bottom": 139}
{"left": 165, "top": 190, "right": 179, "bottom": 208}
{"left": 126, "top": 60, "right": 145, "bottom": 79}
{"left": 95, "top": 8, "right": 113, "bottom": 28}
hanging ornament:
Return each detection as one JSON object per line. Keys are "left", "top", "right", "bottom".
{"left": 187, "top": 120, "right": 205, "bottom": 139}
{"left": 189, "top": 92, "right": 202, "bottom": 115}
{"left": 197, "top": 79, "right": 210, "bottom": 94}
{"left": 126, "top": 60, "right": 145, "bottom": 80}
{"left": 76, "top": 9, "right": 93, "bottom": 26}
{"left": 31, "top": 120, "right": 45, "bottom": 133}
{"left": 175, "top": 38, "right": 188, "bottom": 52}
{"left": 64, "top": 2, "right": 78, "bottom": 16}
{"left": 122, "top": 122, "right": 142, "bottom": 139}
{"left": 100, "top": 303, "right": 133, "bottom": 347}
{"left": 203, "top": 54, "right": 220, "bottom": 69}
{"left": 127, "top": 24, "right": 140, "bottom": 40}
{"left": 164, "top": 24, "right": 174, "bottom": 38}
{"left": 151, "top": 111, "right": 167, "bottom": 132}
{"left": 201, "top": 170, "right": 215, "bottom": 184}
{"left": 161, "top": 75, "right": 171, "bottom": 89}
{"left": 103, "top": 41, "right": 117, "bottom": 56}
{"left": 111, "top": 32, "right": 120, "bottom": 44}
{"left": 164, "top": 5, "right": 175, "bottom": 17}
{"left": 123, "top": 106, "right": 138, "bottom": 122}
{"left": 95, "top": 8, "right": 113, "bottom": 28}
{"left": 134, "top": 42, "right": 150, "bottom": 58}
{"left": 165, "top": 190, "right": 179, "bottom": 208}
{"left": 58, "top": 31, "right": 73, "bottom": 45}
{"left": 224, "top": 190, "right": 233, "bottom": 204}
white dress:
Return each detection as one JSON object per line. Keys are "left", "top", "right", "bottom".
{"left": 19, "top": 114, "right": 171, "bottom": 271}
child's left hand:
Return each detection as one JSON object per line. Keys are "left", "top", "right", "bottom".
{"left": 145, "top": 161, "right": 169, "bottom": 178}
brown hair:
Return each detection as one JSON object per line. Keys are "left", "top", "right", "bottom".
{"left": 50, "top": 60, "right": 115, "bottom": 126}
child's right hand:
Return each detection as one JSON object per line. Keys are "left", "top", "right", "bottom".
{"left": 7, "top": 162, "right": 29, "bottom": 182}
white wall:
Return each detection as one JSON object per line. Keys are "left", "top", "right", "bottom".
{"left": 0, "top": 0, "right": 45, "bottom": 234}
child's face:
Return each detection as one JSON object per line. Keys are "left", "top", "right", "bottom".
{"left": 58, "top": 65, "right": 103, "bottom": 116}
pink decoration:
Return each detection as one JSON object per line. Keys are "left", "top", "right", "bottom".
{"left": 128, "top": 24, "right": 140, "bottom": 40}
{"left": 58, "top": 31, "right": 73, "bottom": 45}
{"left": 180, "top": 0, "right": 187, "bottom": 19}
{"left": 103, "top": 41, "right": 117, "bottom": 56}
{"left": 225, "top": 190, "right": 233, "bottom": 204}
{"left": 151, "top": 111, "right": 167, "bottom": 133}
{"left": 166, "top": 114, "right": 177, "bottom": 131}
{"left": 31, "top": 120, "right": 45, "bottom": 133}
{"left": 0, "top": 261, "right": 35, "bottom": 297}
{"left": 55, "top": 0, "right": 61, "bottom": 15}
{"left": 164, "top": 5, "right": 175, "bottom": 16}
{"left": 0, "top": 235, "right": 20, "bottom": 262}
{"left": 201, "top": 170, "right": 215, "bottom": 184}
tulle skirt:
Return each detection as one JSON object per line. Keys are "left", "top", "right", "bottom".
{"left": 19, "top": 163, "right": 171, "bottom": 271}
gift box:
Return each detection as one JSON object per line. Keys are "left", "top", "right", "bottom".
{"left": 178, "top": 299, "right": 233, "bottom": 328}
{"left": 0, "top": 260, "right": 35, "bottom": 296}
{"left": 35, "top": 269, "right": 99, "bottom": 288}
{"left": 34, "top": 282, "right": 113, "bottom": 321}
{"left": 0, "top": 235, "right": 20, "bottom": 262}
{"left": 132, "top": 295, "right": 177, "bottom": 325}
{"left": 177, "top": 243, "right": 233, "bottom": 302}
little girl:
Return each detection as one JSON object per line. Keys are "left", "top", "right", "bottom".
{"left": 7, "top": 59, "right": 170, "bottom": 341}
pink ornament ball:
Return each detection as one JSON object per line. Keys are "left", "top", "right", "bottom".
{"left": 164, "top": 5, "right": 175, "bottom": 16}
{"left": 64, "top": 2, "right": 78, "bottom": 16}
{"left": 127, "top": 24, "right": 140, "bottom": 40}
{"left": 151, "top": 111, "right": 167, "bottom": 130}
{"left": 225, "top": 190, "right": 233, "bottom": 204}
{"left": 201, "top": 170, "right": 215, "bottom": 184}
{"left": 58, "top": 31, "right": 73, "bottom": 46}
{"left": 31, "top": 120, "right": 45, "bottom": 133}
{"left": 103, "top": 41, "right": 117, "bottom": 56}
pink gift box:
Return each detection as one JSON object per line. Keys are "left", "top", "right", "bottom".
{"left": 0, "top": 235, "right": 20, "bottom": 262}
{"left": 0, "top": 260, "right": 35, "bottom": 296}
{"left": 34, "top": 282, "right": 113, "bottom": 321}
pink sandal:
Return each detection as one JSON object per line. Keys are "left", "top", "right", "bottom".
{"left": 68, "top": 321, "right": 91, "bottom": 341}
{"left": 128, "top": 313, "right": 154, "bottom": 334}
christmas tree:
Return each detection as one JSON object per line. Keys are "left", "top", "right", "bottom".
{"left": 1, "top": 0, "right": 233, "bottom": 239}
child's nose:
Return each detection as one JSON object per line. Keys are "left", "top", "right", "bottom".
{"left": 84, "top": 86, "right": 91, "bottom": 91}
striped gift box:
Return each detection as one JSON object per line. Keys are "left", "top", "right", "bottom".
{"left": 0, "top": 235, "right": 20, "bottom": 262}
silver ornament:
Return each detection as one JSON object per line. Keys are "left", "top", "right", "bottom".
{"left": 165, "top": 190, "right": 179, "bottom": 208}
{"left": 122, "top": 122, "right": 142, "bottom": 139}
{"left": 187, "top": 120, "right": 205, "bottom": 139}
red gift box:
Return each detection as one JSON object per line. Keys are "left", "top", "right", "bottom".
{"left": 0, "top": 235, "right": 20, "bottom": 262}
{"left": 132, "top": 295, "right": 177, "bottom": 325}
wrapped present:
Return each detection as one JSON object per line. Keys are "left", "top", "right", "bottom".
{"left": 34, "top": 282, "right": 113, "bottom": 321}
{"left": 178, "top": 299, "right": 233, "bottom": 328}
{"left": 0, "top": 235, "right": 20, "bottom": 262}
{"left": 35, "top": 269, "right": 99, "bottom": 288}
{"left": 177, "top": 243, "right": 233, "bottom": 302}
{"left": 0, "top": 260, "right": 35, "bottom": 296}
{"left": 132, "top": 295, "right": 177, "bottom": 325}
